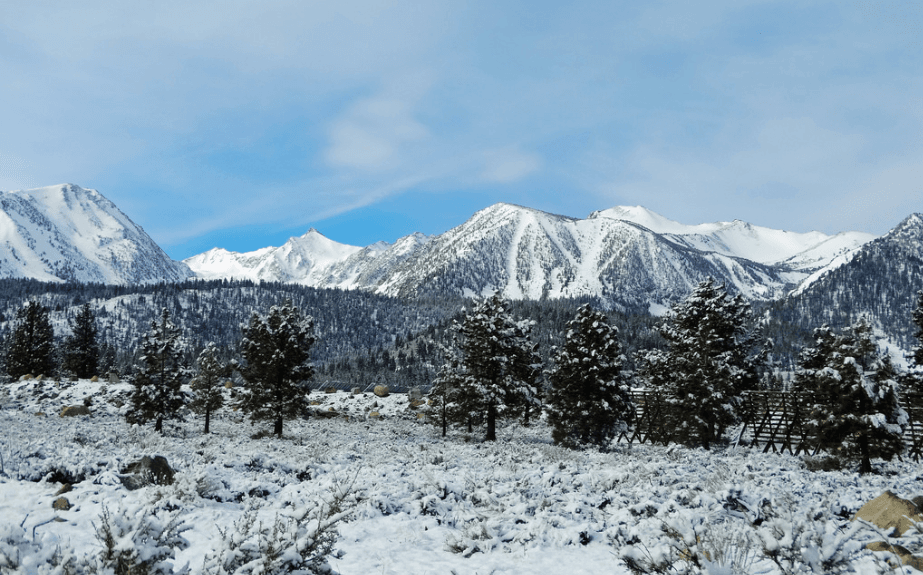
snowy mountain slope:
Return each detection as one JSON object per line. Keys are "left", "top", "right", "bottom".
{"left": 0, "top": 184, "right": 190, "bottom": 284}
{"left": 184, "top": 230, "right": 432, "bottom": 288}
{"left": 372, "top": 203, "right": 790, "bottom": 306}
{"left": 779, "top": 213, "right": 923, "bottom": 348}
{"left": 187, "top": 229, "right": 365, "bottom": 284}
{"left": 591, "top": 205, "right": 874, "bottom": 269}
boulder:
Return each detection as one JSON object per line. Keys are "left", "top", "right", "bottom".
{"left": 867, "top": 541, "right": 923, "bottom": 569}
{"left": 325, "top": 387, "right": 338, "bottom": 394}
{"left": 853, "top": 491, "right": 923, "bottom": 536}
{"left": 351, "top": 387, "right": 361, "bottom": 395}
{"left": 121, "top": 456, "right": 175, "bottom": 490}
{"left": 369, "top": 411, "right": 381, "bottom": 419}
{"left": 90, "top": 375, "right": 99, "bottom": 382}
{"left": 224, "top": 381, "right": 234, "bottom": 389}
{"left": 409, "top": 399, "right": 426, "bottom": 409}
{"left": 108, "top": 372, "right": 119, "bottom": 383}
{"left": 60, "top": 405, "right": 91, "bottom": 417}
{"left": 409, "top": 387, "right": 423, "bottom": 401}
{"left": 52, "top": 497, "right": 71, "bottom": 511}
{"left": 373, "top": 385, "right": 389, "bottom": 398}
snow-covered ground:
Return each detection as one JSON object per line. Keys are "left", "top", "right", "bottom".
{"left": 2, "top": 378, "right": 923, "bottom": 574}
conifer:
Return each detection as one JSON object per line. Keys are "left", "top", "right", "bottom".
{"left": 62, "top": 303, "right": 99, "bottom": 379}
{"left": 237, "top": 302, "right": 315, "bottom": 437}
{"left": 639, "top": 278, "right": 762, "bottom": 448}
{"left": 795, "top": 319, "right": 907, "bottom": 473}
{"left": 5, "top": 300, "right": 56, "bottom": 379}
{"left": 126, "top": 309, "right": 189, "bottom": 434}
{"left": 189, "top": 342, "right": 230, "bottom": 434}
{"left": 445, "top": 294, "right": 541, "bottom": 441}
{"left": 546, "top": 304, "right": 634, "bottom": 448}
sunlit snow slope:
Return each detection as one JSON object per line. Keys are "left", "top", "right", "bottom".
{"left": 0, "top": 184, "right": 191, "bottom": 284}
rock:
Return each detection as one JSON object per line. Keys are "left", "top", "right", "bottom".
{"left": 409, "top": 387, "right": 423, "bottom": 401}
{"left": 20, "top": 374, "right": 33, "bottom": 381}
{"left": 90, "top": 375, "right": 99, "bottom": 382}
{"left": 852, "top": 491, "right": 923, "bottom": 536}
{"left": 913, "top": 496, "right": 923, "bottom": 512}
{"left": 409, "top": 399, "right": 426, "bottom": 409}
{"left": 60, "top": 405, "right": 91, "bottom": 417}
{"left": 56, "top": 483, "right": 72, "bottom": 495}
{"left": 108, "top": 372, "right": 119, "bottom": 383}
{"left": 867, "top": 541, "right": 923, "bottom": 569}
{"left": 224, "top": 381, "right": 234, "bottom": 389}
{"left": 351, "top": 387, "right": 361, "bottom": 395}
{"left": 369, "top": 411, "right": 381, "bottom": 418}
{"left": 373, "top": 385, "right": 389, "bottom": 397}
{"left": 36, "top": 374, "right": 44, "bottom": 381}
{"left": 52, "top": 497, "right": 71, "bottom": 511}
{"left": 325, "top": 387, "right": 338, "bottom": 394}
{"left": 121, "top": 456, "right": 175, "bottom": 490}
{"left": 34, "top": 412, "right": 45, "bottom": 417}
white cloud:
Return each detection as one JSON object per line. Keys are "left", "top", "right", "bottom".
{"left": 480, "top": 147, "right": 541, "bottom": 183}
{"left": 324, "top": 93, "right": 429, "bottom": 171}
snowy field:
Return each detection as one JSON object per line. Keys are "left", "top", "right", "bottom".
{"left": 2, "top": 378, "right": 923, "bottom": 574}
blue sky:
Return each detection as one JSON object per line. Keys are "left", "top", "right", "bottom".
{"left": 1, "top": 1, "right": 921, "bottom": 259}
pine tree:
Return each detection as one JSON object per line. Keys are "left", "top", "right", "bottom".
{"left": 446, "top": 294, "right": 541, "bottom": 441}
{"left": 189, "top": 342, "right": 230, "bottom": 434}
{"left": 5, "top": 300, "right": 56, "bottom": 379}
{"left": 912, "top": 290, "right": 923, "bottom": 369}
{"left": 638, "top": 278, "right": 762, "bottom": 449}
{"left": 795, "top": 319, "right": 907, "bottom": 473}
{"left": 62, "top": 303, "right": 99, "bottom": 379}
{"left": 546, "top": 304, "right": 634, "bottom": 448}
{"left": 126, "top": 308, "right": 189, "bottom": 434}
{"left": 238, "top": 302, "right": 315, "bottom": 437}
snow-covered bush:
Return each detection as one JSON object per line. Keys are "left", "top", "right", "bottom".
{"left": 91, "top": 501, "right": 190, "bottom": 575}
{"left": 202, "top": 482, "right": 356, "bottom": 575}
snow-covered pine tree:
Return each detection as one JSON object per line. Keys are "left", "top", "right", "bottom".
{"left": 449, "top": 294, "right": 541, "bottom": 441}
{"left": 795, "top": 319, "right": 907, "bottom": 473}
{"left": 62, "top": 303, "right": 99, "bottom": 379}
{"left": 126, "top": 308, "right": 189, "bottom": 434}
{"left": 5, "top": 300, "right": 56, "bottom": 379}
{"left": 912, "top": 290, "right": 923, "bottom": 369}
{"left": 638, "top": 278, "right": 762, "bottom": 449}
{"left": 189, "top": 342, "right": 230, "bottom": 434}
{"left": 238, "top": 301, "right": 315, "bottom": 437}
{"left": 546, "top": 304, "right": 634, "bottom": 448}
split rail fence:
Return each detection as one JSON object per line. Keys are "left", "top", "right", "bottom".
{"left": 620, "top": 390, "right": 923, "bottom": 462}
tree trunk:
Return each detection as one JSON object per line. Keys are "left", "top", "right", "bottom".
{"left": 155, "top": 416, "right": 163, "bottom": 434}
{"left": 204, "top": 409, "right": 211, "bottom": 434}
{"left": 274, "top": 416, "right": 284, "bottom": 437}
{"left": 859, "top": 434, "right": 872, "bottom": 474}
{"left": 441, "top": 403, "right": 447, "bottom": 438}
{"left": 486, "top": 402, "right": 497, "bottom": 441}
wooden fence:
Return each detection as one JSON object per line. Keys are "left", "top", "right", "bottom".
{"left": 620, "top": 390, "right": 923, "bottom": 461}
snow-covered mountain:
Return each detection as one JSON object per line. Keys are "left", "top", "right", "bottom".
{"left": 185, "top": 203, "right": 877, "bottom": 308}
{"left": 0, "top": 184, "right": 190, "bottom": 284}
{"left": 781, "top": 212, "right": 923, "bottom": 349}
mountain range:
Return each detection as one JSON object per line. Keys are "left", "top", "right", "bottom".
{"left": 2, "top": 183, "right": 918, "bottom": 317}
{"left": 185, "top": 202, "right": 875, "bottom": 310}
